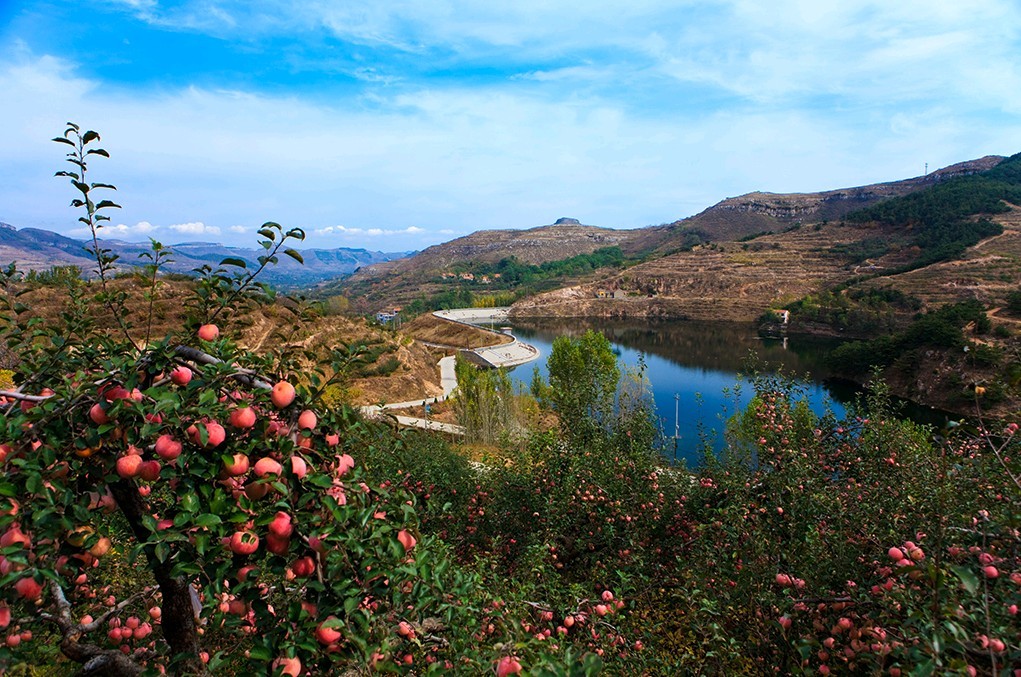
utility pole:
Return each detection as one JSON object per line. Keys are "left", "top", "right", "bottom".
{"left": 673, "top": 393, "right": 680, "bottom": 463}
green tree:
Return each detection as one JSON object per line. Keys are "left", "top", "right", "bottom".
{"left": 545, "top": 330, "right": 619, "bottom": 444}
{"left": 452, "top": 356, "right": 517, "bottom": 444}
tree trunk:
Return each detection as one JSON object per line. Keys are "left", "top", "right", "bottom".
{"left": 107, "top": 480, "right": 206, "bottom": 675}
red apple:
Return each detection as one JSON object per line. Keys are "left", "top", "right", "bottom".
{"left": 138, "top": 460, "right": 161, "bottom": 482}
{"left": 223, "top": 453, "right": 250, "bottom": 476}
{"left": 229, "top": 531, "right": 259, "bottom": 556}
{"left": 170, "top": 366, "right": 192, "bottom": 386}
{"left": 197, "top": 324, "right": 219, "bottom": 341}
{"left": 244, "top": 481, "right": 269, "bottom": 501}
{"left": 316, "top": 617, "right": 342, "bottom": 645}
{"left": 297, "top": 409, "right": 317, "bottom": 430}
{"left": 271, "top": 381, "right": 296, "bottom": 409}
{"left": 266, "top": 532, "right": 290, "bottom": 555}
{"left": 229, "top": 406, "right": 257, "bottom": 429}
{"left": 89, "top": 403, "right": 110, "bottom": 425}
{"left": 272, "top": 656, "right": 301, "bottom": 677}
{"left": 254, "top": 457, "right": 283, "bottom": 477}
{"left": 14, "top": 577, "right": 42, "bottom": 601}
{"left": 496, "top": 656, "right": 523, "bottom": 676}
{"left": 289, "top": 455, "right": 308, "bottom": 479}
{"left": 292, "top": 556, "right": 315, "bottom": 578}
{"left": 335, "top": 454, "right": 355, "bottom": 476}
{"left": 154, "top": 434, "right": 182, "bottom": 461}
{"left": 268, "top": 512, "right": 293, "bottom": 539}
{"left": 116, "top": 454, "right": 143, "bottom": 479}
{"left": 205, "top": 422, "right": 226, "bottom": 448}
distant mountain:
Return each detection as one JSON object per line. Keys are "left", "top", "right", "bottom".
{"left": 332, "top": 157, "right": 1007, "bottom": 310}
{"left": 638, "top": 155, "right": 1006, "bottom": 252}
{"left": 511, "top": 153, "right": 1021, "bottom": 324}
{"left": 334, "top": 218, "right": 650, "bottom": 309}
{"left": 0, "top": 224, "right": 409, "bottom": 287}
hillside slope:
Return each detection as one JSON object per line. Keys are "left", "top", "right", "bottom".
{"left": 2, "top": 276, "right": 445, "bottom": 406}
{"left": 333, "top": 218, "right": 649, "bottom": 310}
{"left": 640, "top": 155, "right": 1005, "bottom": 251}
{"left": 512, "top": 154, "right": 1021, "bottom": 324}
{"left": 333, "top": 157, "right": 1003, "bottom": 312}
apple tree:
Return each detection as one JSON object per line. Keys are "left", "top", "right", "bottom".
{"left": 0, "top": 124, "right": 572, "bottom": 676}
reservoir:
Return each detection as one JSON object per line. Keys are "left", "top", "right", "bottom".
{"left": 503, "top": 318, "right": 950, "bottom": 467}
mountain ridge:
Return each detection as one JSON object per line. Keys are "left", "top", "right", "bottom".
{"left": 0, "top": 225, "right": 409, "bottom": 287}
{"left": 331, "top": 155, "right": 1009, "bottom": 310}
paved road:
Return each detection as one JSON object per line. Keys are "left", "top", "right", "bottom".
{"left": 392, "top": 415, "right": 464, "bottom": 435}
{"left": 356, "top": 309, "right": 534, "bottom": 435}
{"left": 439, "top": 355, "right": 457, "bottom": 396}
{"left": 432, "top": 308, "right": 541, "bottom": 369}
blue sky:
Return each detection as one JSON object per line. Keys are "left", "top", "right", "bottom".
{"left": 2, "top": 1, "right": 1020, "bottom": 251}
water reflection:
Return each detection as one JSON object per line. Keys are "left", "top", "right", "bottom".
{"left": 512, "top": 318, "right": 842, "bottom": 377}
{"left": 505, "top": 319, "right": 953, "bottom": 466}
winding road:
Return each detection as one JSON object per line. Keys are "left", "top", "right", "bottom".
{"left": 359, "top": 308, "right": 539, "bottom": 435}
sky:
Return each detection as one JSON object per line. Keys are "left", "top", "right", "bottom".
{"left": 1, "top": 1, "right": 1020, "bottom": 252}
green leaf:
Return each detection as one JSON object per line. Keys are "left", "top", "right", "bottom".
{"left": 248, "top": 645, "right": 273, "bottom": 661}
{"left": 283, "top": 248, "right": 304, "bottom": 265}
{"left": 181, "top": 494, "right": 200, "bottom": 513}
{"left": 257, "top": 228, "right": 277, "bottom": 240}
{"left": 219, "top": 257, "right": 248, "bottom": 269}
{"left": 81, "top": 130, "right": 100, "bottom": 144}
{"left": 52, "top": 136, "right": 75, "bottom": 146}
{"left": 86, "top": 148, "right": 110, "bottom": 157}
{"left": 94, "top": 200, "right": 121, "bottom": 210}
{"left": 950, "top": 565, "right": 979, "bottom": 594}
{"left": 194, "top": 514, "right": 222, "bottom": 528}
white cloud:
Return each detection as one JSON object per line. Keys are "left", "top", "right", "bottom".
{"left": 109, "top": 220, "right": 159, "bottom": 235}
{"left": 315, "top": 224, "right": 427, "bottom": 237}
{"left": 170, "top": 222, "right": 220, "bottom": 235}
{"left": 3, "top": 1, "right": 1021, "bottom": 250}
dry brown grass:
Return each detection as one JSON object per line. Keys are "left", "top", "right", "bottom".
{"left": 4, "top": 275, "right": 446, "bottom": 406}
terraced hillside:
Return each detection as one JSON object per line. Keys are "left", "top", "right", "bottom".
{"left": 854, "top": 206, "right": 1021, "bottom": 319}
{"left": 510, "top": 220, "right": 892, "bottom": 322}
{"left": 332, "top": 157, "right": 1004, "bottom": 314}
{"left": 514, "top": 154, "right": 1021, "bottom": 325}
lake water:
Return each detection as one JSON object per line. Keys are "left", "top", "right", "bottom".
{"left": 502, "top": 319, "right": 950, "bottom": 467}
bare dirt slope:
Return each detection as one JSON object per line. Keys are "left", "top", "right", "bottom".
{"left": 511, "top": 221, "right": 880, "bottom": 322}
{"left": 3, "top": 277, "right": 445, "bottom": 406}
{"left": 403, "top": 313, "right": 512, "bottom": 349}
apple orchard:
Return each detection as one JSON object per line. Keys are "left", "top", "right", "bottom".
{"left": 0, "top": 125, "right": 1019, "bottom": 675}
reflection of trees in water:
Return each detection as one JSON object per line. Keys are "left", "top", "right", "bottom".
{"left": 512, "top": 319, "right": 843, "bottom": 378}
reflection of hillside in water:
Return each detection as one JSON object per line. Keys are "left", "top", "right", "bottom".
{"left": 510, "top": 319, "right": 844, "bottom": 378}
